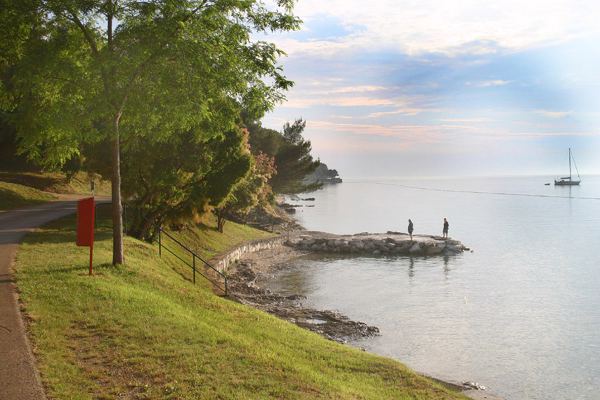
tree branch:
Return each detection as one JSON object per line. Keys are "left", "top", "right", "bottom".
{"left": 63, "top": 10, "right": 99, "bottom": 57}
{"left": 60, "top": 8, "right": 118, "bottom": 110}
{"left": 115, "top": 0, "right": 214, "bottom": 115}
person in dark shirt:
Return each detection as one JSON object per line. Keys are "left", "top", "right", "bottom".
{"left": 443, "top": 217, "right": 449, "bottom": 239}
{"left": 408, "top": 219, "right": 414, "bottom": 240}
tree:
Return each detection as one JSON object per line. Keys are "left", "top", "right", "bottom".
{"left": 247, "top": 117, "right": 320, "bottom": 193}
{"left": 1, "top": 0, "right": 299, "bottom": 264}
{"left": 122, "top": 127, "right": 252, "bottom": 240}
{"left": 214, "top": 151, "right": 276, "bottom": 232}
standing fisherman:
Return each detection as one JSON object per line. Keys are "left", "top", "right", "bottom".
{"left": 443, "top": 217, "right": 449, "bottom": 239}
{"left": 408, "top": 219, "right": 414, "bottom": 240}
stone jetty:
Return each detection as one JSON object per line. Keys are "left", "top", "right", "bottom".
{"left": 286, "top": 231, "right": 469, "bottom": 256}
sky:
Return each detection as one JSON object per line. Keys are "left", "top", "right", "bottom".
{"left": 262, "top": 0, "right": 600, "bottom": 178}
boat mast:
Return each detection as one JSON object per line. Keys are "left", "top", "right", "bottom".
{"left": 569, "top": 148, "right": 572, "bottom": 181}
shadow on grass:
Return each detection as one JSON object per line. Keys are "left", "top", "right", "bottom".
{"left": 17, "top": 203, "right": 114, "bottom": 245}
{"left": 28, "top": 265, "right": 88, "bottom": 275}
{"left": 0, "top": 171, "right": 61, "bottom": 190}
{"left": 23, "top": 263, "right": 134, "bottom": 278}
{"left": 21, "top": 228, "right": 113, "bottom": 245}
{"left": 0, "top": 272, "right": 14, "bottom": 284}
{"left": 0, "top": 187, "right": 47, "bottom": 209}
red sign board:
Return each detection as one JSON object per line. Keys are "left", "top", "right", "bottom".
{"left": 77, "top": 197, "right": 95, "bottom": 246}
{"left": 76, "top": 197, "right": 95, "bottom": 275}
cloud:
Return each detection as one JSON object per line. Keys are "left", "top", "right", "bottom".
{"left": 283, "top": 96, "right": 397, "bottom": 108}
{"left": 277, "top": 0, "right": 600, "bottom": 56}
{"left": 367, "top": 108, "right": 437, "bottom": 117}
{"left": 439, "top": 118, "right": 493, "bottom": 123}
{"left": 306, "top": 120, "right": 478, "bottom": 141}
{"left": 330, "top": 85, "right": 388, "bottom": 94}
{"left": 305, "top": 120, "right": 599, "bottom": 142}
{"left": 466, "top": 80, "right": 511, "bottom": 87}
{"left": 534, "top": 110, "right": 573, "bottom": 118}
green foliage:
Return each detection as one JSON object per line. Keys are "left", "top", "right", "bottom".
{"left": 1, "top": 0, "right": 300, "bottom": 164}
{"left": 123, "top": 127, "right": 252, "bottom": 240}
{"left": 1, "top": 0, "right": 301, "bottom": 260}
{"left": 247, "top": 117, "right": 321, "bottom": 193}
{"left": 0, "top": 116, "right": 34, "bottom": 171}
{"left": 214, "top": 150, "right": 276, "bottom": 232}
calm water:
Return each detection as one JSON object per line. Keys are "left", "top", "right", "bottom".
{"left": 266, "top": 176, "right": 600, "bottom": 400}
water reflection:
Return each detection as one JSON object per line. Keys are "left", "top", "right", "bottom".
{"left": 443, "top": 254, "right": 450, "bottom": 279}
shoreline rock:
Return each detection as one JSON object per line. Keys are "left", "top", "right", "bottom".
{"left": 227, "top": 256, "right": 379, "bottom": 343}
{"left": 286, "top": 231, "right": 470, "bottom": 257}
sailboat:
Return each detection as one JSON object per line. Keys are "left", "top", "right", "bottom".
{"left": 554, "top": 148, "right": 581, "bottom": 186}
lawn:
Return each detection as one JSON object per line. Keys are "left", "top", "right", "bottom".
{"left": 15, "top": 204, "right": 467, "bottom": 400}
{"left": 163, "top": 213, "right": 275, "bottom": 261}
{"left": 0, "top": 171, "right": 111, "bottom": 195}
{"left": 0, "top": 181, "right": 56, "bottom": 211}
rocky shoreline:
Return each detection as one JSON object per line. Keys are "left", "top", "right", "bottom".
{"left": 223, "top": 230, "right": 469, "bottom": 343}
{"left": 228, "top": 258, "right": 379, "bottom": 342}
{"left": 287, "top": 231, "right": 470, "bottom": 256}
{"left": 218, "top": 220, "right": 502, "bottom": 399}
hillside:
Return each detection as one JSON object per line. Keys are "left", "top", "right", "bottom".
{"left": 15, "top": 204, "right": 466, "bottom": 400}
{"left": 0, "top": 171, "right": 111, "bottom": 196}
{"left": 303, "top": 163, "right": 342, "bottom": 186}
{"left": 0, "top": 181, "right": 56, "bottom": 211}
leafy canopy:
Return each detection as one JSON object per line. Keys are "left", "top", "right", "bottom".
{"left": 1, "top": 0, "right": 301, "bottom": 167}
{"left": 247, "top": 117, "right": 320, "bottom": 193}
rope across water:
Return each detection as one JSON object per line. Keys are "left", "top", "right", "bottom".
{"left": 343, "top": 180, "right": 600, "bottom": 201}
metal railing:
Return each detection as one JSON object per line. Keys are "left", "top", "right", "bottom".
{"left": 158, "top": 227, "right": 228, "bottom": 295}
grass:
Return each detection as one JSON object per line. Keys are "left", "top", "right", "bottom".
{"left": 15, "top": 204, "right": 467, "bottom": 400}
{"left": 164, "top": 214, "right": 275, "bottom": 261}
{"left": 0, "top": 181, "right": 56, "bottom": 211}
{"left": 0, "top": 170, "right": 111, "bottom": 195}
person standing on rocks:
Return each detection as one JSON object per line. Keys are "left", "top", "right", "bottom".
{"left": 443, "top": 217, "right": 449, "bottom": 239}
{"left": 408, "top": 219, "right": 414, "bottom": 240}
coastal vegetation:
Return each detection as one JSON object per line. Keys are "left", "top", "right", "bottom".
{"left": 0, "top": 0, "right": 324, "bottom": 248}
{"left": 15, "top": 205, "right": 466, "bottom": 399}
{"left": 1, "top": 0, "right": 308, "bottom": 264}
{"left": 246, "top": 117, "right": 322, "bottom": 193}
{"left": 304, "top": 163, "right": 343, "bottom": 186}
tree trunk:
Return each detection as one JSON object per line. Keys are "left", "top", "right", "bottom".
{"left": 111, "top": 116, "right": 124, "bottom": 265}
{"left": 216, "top": 210, "right": 226, "bottom": 233}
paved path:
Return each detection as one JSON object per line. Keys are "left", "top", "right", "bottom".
{"left": 0, "top": 200, "right": 84, "bottom": 400}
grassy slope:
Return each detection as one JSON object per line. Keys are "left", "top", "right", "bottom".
{"left": 165, "top": 214, "right": 275, "bottom": 261}
{"left": 16, "top": 205, "right": 466, "bottom": 400}
{"left": 0, "top": 181, "right": 56, "bottom": 211}
{"left": 0, "top": 171, "right": 111, "bottom": 195}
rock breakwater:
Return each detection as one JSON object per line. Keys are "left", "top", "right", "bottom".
{"left": 286, "top": 231, "right": 469, "bottom": 257}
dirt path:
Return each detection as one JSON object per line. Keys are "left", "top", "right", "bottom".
{"left": 0, "top": 199, "right": 98, "bottom": 400}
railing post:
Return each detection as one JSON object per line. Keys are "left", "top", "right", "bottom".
{"left": 158, "top": 227, "right": 162, "bottom": 257}
{"left": 192, "top": 254, "right": 196, "bottom": 284}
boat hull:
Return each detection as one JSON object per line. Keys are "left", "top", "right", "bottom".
{"left": 554, "top": 180, "right": 580, "bottom": 186}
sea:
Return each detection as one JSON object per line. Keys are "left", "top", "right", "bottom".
{"left": 264, "top": 176, "right": 600, "bottom": 400}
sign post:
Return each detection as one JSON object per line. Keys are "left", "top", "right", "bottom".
{"left": 76, "top": 197, "right": 95, "bottom": 275}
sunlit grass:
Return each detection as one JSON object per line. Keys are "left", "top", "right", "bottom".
{"left": 15, "top": 204, "right": 466, "bottom": 399}
{"left": 0, "top": 181, "right": 56, "bottom": 210}
{"left": 0, "top": 171, "right": 111, "bottom": 196}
